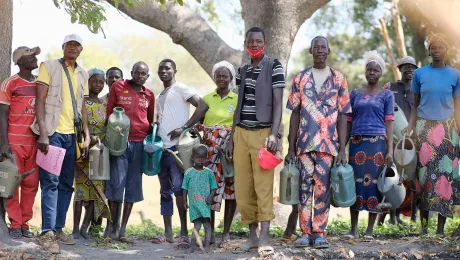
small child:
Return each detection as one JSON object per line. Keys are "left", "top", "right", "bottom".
{"left": 182, "top": 144, "right": 217, "bottom": 252}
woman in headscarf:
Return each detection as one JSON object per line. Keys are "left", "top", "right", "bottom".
{"left": 197, "top": 61, "right": 238, "bottom": 247}
{"left": 72, "top": 68, "right": 110, "bottom": 239}
{"left": 346, "top": 51, "right": 394, "bottom": 239}
{"left": 404, "top": 34, "right": 460, "bottom": 235}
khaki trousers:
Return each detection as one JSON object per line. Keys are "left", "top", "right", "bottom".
{"left": 233, "top": 126, "right": 275, "bottom": 224}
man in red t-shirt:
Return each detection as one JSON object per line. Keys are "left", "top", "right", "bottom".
{"left": 0, "top": 46, "right": 41, "bottom": 239}
{"left": 104, "top": 61, "right": 155, "bottom": 242}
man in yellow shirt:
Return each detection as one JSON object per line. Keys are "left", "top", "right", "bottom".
{"left": 33, "top": 34, "right": 90, "bottom": 253}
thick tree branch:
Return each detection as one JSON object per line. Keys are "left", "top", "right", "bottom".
{"left": 105, "top": 0, "right": 243, "bottom": 76}
{"left": 0, "top": 0, "right": 12, "bottom": 82}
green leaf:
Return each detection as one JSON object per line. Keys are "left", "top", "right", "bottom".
{"left": 177, "top": 0, "right": 183, "bottom": 5}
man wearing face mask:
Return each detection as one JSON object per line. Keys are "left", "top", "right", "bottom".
{"left": 379, "top": 56, "right": 418, "bottom": 225}
{"left": 225, "top": 27, "right": 285, "bottom": 257}
{"left": 105, "top": 61, "right": 155, "bottom": 243}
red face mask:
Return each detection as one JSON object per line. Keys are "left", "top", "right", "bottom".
{"left": 246, "top": 45, "right": 265, "bottom": 59}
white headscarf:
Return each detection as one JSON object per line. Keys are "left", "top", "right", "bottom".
{"left": 363, "top": 50, "right": 386, "bottom": 74}
{"left": 211, "top": 60, "right": 236, "bottom": 91}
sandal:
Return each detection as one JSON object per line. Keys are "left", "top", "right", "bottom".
{"left": 21, "top": 227, "right": 35, "bottom": 238}
{"left": 363, "top": 235, "right": 374, "bottom": 241}
{"left": 258, "top": 245, "right": 274, "bottom": 257}
{"left": 9, "top": 228, "right": 22, "bottom": 239}
{"left": 294, "top": 236, "right": 311, "bottom": 248}
{"left": 313, "top": 237, "right": 329, "bottom": 249}
{"left": 176, "top": 236, "right": 190, "bottom": 249}
{"left": 118, "top": 236, "right": 134, "bottom": 244}
{"left": 219, "top": 239, "right": 230, "bottom": 248}
{"left": 151, "top": 234, "right": 172, "bottom": 244}
{"left": 239, "top": 240, "right": 258, "bottom": 252}
{"left": 282, "top": 234, "right": 297, "bottom": 242}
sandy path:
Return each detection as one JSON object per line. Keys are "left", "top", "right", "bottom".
{"left": 2, "top": 234, "right": 457, "bottom": 260}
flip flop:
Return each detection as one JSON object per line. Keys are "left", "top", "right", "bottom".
{"left": 258, "top": 245, "right": 274, "bottom": 257}
{"left": 151, "top": 234, "right": 172, "bottom": 244}
{"left": 344, "top": 234, "right": 356, "bottom": 239}
{"left": 219, "top": 239, "right": 230, "bottom": 248}
{"left": 281, "top": 234, "right": 297, "bottom": 242}
{"left": 239, "top": 240, "right": 258, "bottom": 252}
{"left": 363, "top": 235, "right": 374, "bottom": 241}
{"left": 313, "top": 237, "right": 329, "bottom": 249}
{"left": 176, "top": 236, "right": 190, "bottom": 249}
{"left": 118, "top": 236, "right": 134, "bottom": 244}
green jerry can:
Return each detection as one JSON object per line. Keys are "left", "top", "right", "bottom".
{"left": 330, "top": 163, "right": 356, "bottom": 207}
{"left": 163, "top": 128, "right": 202, "bottom": 172}
{"left": 88, "top": 137, "right": 110, "bottom": 181}
{"left": 279, "top": 161, "right": 300, "bottom": 205}
{"left": 143, "top": 124, "right": 164, "bottom": 176}
{"left": 220, "top": 135, "right": 234, "bottom": 178}
{"left": 105, "top": 107, "right": 131, "bottom": 156}
{"left": 0, "top": 155, "right": 21, "bottom": 198}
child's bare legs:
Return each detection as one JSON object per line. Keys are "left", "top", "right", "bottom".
{"left": 203, "top": 217, "right": 212, "bottom": 253}
{"left": 189, "top": 218, "right": 203, "bottom": 253}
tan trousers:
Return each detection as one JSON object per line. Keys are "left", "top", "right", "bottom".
{"left": 233, "top": 126, "right": 275, "bottom": 224}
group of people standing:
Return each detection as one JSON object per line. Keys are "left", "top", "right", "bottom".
{"left": 1, "top": 27, "right": 460, "bottom": 257}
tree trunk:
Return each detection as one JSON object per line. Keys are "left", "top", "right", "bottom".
{"left": 0, "top": 0, "right": 13, "bottom": 82}
{"left": 107, "top": 0, "right": 330, "bottom": 75}
{"left": 379, "top": 17, "right": 400, "bottom": 80}
{"left": 391, "top": 0, "right": 407, "bottom": 58}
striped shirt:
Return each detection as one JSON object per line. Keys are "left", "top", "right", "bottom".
{"left": 236, "top": 55, "right": 285, "bottom": 128}
{"left": 0, "top": 75, "right": 37, "bottom": 146}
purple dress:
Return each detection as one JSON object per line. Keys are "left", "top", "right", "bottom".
{"left": 347, "top": 89, "right": 394, "bottom": 212}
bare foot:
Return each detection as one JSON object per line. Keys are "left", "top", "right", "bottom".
{"left": 219, "top": 233, "right": 230, "bottom": 248}
{"left": 72, "top": 231, "right": 82, "bottom": 240}
{"left": 80, "top": 227, "right": 90, "bottom": 240}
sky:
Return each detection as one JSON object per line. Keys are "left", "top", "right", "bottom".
{"left": 11, "top": 0, "right": 315, "bottom": 75}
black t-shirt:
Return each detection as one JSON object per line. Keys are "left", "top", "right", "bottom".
{"left": 386, "top": 81, "right": 413, "bottom": 119}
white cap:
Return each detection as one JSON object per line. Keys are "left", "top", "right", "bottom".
{"left": 63, "top": 34, "right": 83, "bottom": 46}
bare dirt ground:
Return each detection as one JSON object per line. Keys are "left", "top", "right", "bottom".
{"left": 1, "top": 234, "right": 460, "bottom": 260}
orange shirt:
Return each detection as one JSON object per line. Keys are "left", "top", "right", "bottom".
{"left": 0, "top": 75, "right": 37, "bottom": 146}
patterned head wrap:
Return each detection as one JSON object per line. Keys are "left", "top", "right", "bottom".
{"left": 364, "top": 50, "right": 386, "bottom": 73}
{"left": 88, "top": 68, "right": 105, "bottom": 80}
{"left": 427, "top": 33, "right": 448, "bottom": 49}
{"left": 211, "top": 61, "right": 236, "bottom": 91}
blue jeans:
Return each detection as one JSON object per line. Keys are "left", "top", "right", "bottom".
{"left": 39, "top": 132, "right": 76, "bottom": 233}
{"left": 158, "top": 146, "right": 184, "bottom": 216}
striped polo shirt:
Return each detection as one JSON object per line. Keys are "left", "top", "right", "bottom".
{"left": 236, "top": 55, "right": 285, "bottom": 128}
{"left": 0, "top": 75, "right": 37, "bottom": 146}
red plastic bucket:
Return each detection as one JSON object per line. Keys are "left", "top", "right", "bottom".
{"left": 257, "top": 146, "right": 282, "bottom": 170}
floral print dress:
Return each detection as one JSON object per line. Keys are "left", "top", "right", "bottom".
{"left": 74, "top": 99, "right": 110, "bottom": 220}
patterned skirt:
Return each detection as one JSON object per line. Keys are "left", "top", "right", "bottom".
{"left": 201, "top": 125, "right": 236, "bottom": 212}
{"left": 415, "top": 118, "right": 460, "bottom": 217}
{"left": 349, "top": 136, "right": 387, "bottom": 213}
{"left": 75, "top": 160, "right": 111, "bottom": 221}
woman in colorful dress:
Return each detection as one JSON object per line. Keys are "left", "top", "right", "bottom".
{"left": 346, "top": 51, "right": 394, "bottom": 239}
{"left": 72, "top": 68, "right": 110, "bottom": 239}
{"left": 404, "top": 34, "right": 460, "bottom": 235}
{"left": 198, "top": 60, "right": 238, "bottom": 247}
